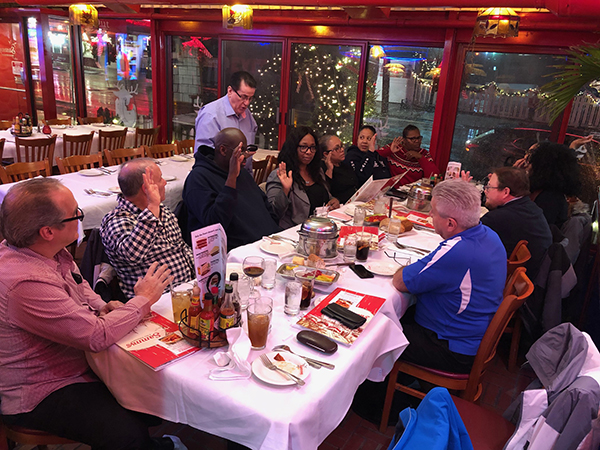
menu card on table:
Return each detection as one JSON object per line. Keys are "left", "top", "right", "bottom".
{"left": 116, "top": 312, "right": 200, "bottom": 371}
{"left": 392, "top": 206, "right": 434, "bottom": 230}
{"left": 347, "top": 172, "right": 408, "bottom": 204}
{"left": 191, "top": 223, "right": 227, "bottom": 299}
{"left": 297, "top": 287, "right": 386, "bottom": 346}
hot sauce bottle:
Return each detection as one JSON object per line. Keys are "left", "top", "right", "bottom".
{"left": 210, "top": 286, "right": 220, "bottom": 323}
{"left": 198, "top": 292, "right": 214, "bottom": 341}
{"left": 219, "top": 286, "right": 236, "bottom": 330}
{"left": 188, "top": 283, "right": 201, "bottom": 338}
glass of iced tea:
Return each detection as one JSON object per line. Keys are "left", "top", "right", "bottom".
{"left": 247, "top": 303, "right": 271, "bottom": 350}
{"left": 170, "top": 282, "right": 193, "bottom": 324}
{"left": 295, "top": 269, "right": 316, "bottom": 310}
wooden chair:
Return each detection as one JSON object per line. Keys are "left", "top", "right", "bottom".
{"left": 379, "top": 267, "right": 534, "bottom": 432}
{"left": 0, "top": 120, "right": 12, "bottom": 131}
{"left": 146, "top": 143, "right": 176, "bottom": 159}
{"left": 77, "top": 116, "right": 104, "bottom": 125}
{"left": 46, "top": 117, "right": 71, "bottom": 126}
{"left": 134, "top": 126, "right": 160, "bottom": 148}
{"left": 2, "top": 418, "right": 78, "bottom": 450}
{"left": 0, "top": 160, "right": 49, "bottom": 183}
{"left": 266, "top": 154, "right": 279, "bottom": 176}
{"left": 56, "top": 153, "right": 103, "bottom": 175}
{"left": 98, "top": 128, "right": 128, "bottom": 154}
{"left": 14, "top": 135, "right": 56, "bottom": 176}
{"left": 0, "top": 138, "right": 4, "bottom": 163}
{"left": 104, "top": 146, "right": 145, "bottom": 166}
{"left": 176, "top": 139, "right": 195, "bottom": 155}
{"left": 507, "top": 240, "right": 531, "bottom": 279}
{"left": 63, "top": 131, "right": 95, "bottom": 157}
{"left": 252, "top": 158, "right": 269, "bottom": 184}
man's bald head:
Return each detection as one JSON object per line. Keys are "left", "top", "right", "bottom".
{"left": 213, "top": 128, "right": 247, "bottom": 170}
{"left": 118, "top": 158, "right": 156, "bottom": 197}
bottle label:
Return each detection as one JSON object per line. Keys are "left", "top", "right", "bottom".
{"left": 190, "top": 315, "right": 200, "bottom": 330}
{"left": 198, "top": 317, "right": 213, "bottom": 339}
{"left": 219, "top": 308, "right": 235, "bottom": 330}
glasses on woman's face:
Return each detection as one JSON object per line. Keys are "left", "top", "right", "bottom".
{"left": 298, "top": 145, "right": 317, "bottom": 154}
{"left": 61, "top": 207, "right": 85, "bottom": 223}
{"left": 330, "top": 144, "right": 344, "bottom": 153}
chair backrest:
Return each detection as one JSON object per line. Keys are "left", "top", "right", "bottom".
{"left": 63, "top": 131, "right": 95, "bottom": 157}
{"left": 98, "top": 128, "right": 128, "bottom": 154}
{"left": 15, "top": 135, "right": 56, "bottom": 175}
{"left": 266, "top": 154, "right": 279, "bottom": 177}
{"left": 252, "top": 158, "right": 269, "bottom": 184}
{"left": 134, "top": 126, "right": 160, "bottom": 147}
{"left": 176, "top": 139, "right": 195, "bottom": 155}
{"left": 146, "top": 143, "right": 176, "bottom": 159}
{"left": 104, "top": 146, "right": 145, "bottom": 166}
{"left": 0, "top": 120, "right": 12, "bottom": 130}
{"left": 78, "top": 116, "right": 104, "bottom": 125}
{"left": 507, "top": 240, "right": 531, "bottom": 279}
{"left": 46, "top": 117, "right": 71, "bottom": 126}
{"left": 463, "top": 267, "right": 534, "bottom": 401}
{"left": 56, "top": 153, "right": 103, "bottom": 174}
{"left": 0, "top": 138, "right": 5, "bottom": 161}
{"left": 0, "top": 160, "right": 49, "bottom": 182}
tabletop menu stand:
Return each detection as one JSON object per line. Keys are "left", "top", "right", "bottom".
{"left": 178, "top": 309, "right": 241, "bottom": 349}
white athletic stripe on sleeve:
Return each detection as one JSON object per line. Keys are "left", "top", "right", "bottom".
{"left": 458, "top": 269, "right": 472, "bottom": 314}
{"left": 418, "top": 236, "right": 461, "bottom": 275}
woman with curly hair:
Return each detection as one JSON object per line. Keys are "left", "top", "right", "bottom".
{"left": 266, "top": 126, "right": 340, "bottom": 228}
{"left": 527, "top": 141, "right": 581, "bottom": 228}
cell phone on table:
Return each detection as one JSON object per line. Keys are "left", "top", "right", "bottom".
{"left": 349, "top": 264, "right": 374, "bottom": 279}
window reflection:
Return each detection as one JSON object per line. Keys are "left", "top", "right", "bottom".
{"left": 0, "top": 22, "right": 28, "bottom": 120}
{"left": 49, "top": 17, "right": 76, "bottom": 120}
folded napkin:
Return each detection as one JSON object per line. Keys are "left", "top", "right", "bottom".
{"left": 208, "top": 327, "right": 252, "bottom": 380}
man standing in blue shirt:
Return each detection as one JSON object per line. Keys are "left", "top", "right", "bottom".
{"left": 194, "top": 71, "right": 258, "bottom": 174}
{"left": 393, "top": 179, "right": 506, "bottom": 373}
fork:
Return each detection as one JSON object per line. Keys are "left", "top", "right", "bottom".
{"left": 394, "top": 242, "right": 429, "bottom": 255}
{"left": 259, "top": 354, "right": 305, "bottom": 386}
{"left": 84, "top": 188, "right": 113, "bottom": 197}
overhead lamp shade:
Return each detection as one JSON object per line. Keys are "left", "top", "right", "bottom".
{"left": 473, "top": 7, "right": 520, "bottom": 38}
{"left": 222, "top": 5, "right": 253, "bottom": 30}
{"left": 69, "top": 4, "right": 99, "bottom": 29}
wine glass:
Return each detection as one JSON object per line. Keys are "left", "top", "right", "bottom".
{"left": 242, "top": 256, "right": 265, "bottom": 294}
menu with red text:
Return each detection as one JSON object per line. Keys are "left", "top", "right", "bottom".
{"left": 116, "top": 312, "right": 200, "bottom": 370}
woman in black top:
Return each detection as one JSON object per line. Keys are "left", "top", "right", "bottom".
{"left": 320, "top": 134, "right": 358, "bottom": 204}
{"left": 344, "top": 125, "right": 391, "bottom": 185}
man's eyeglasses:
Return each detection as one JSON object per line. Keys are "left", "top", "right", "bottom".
{"left": 61, "top": 207, "right": 85, "bottom": 223}
{"left": 405, "top": 136, "right": 423, "bottom": 142}
{"left": 298, "top": 145, "right": 317, "bottom": 154}
{"left": 244, "top": 144, "right": 258, "bottom": 154}
{"left": 231, "top": 87, "right": 254, "bottom": 104}
{"left": 483, "top": 185, "right": 503, "bottom": 192}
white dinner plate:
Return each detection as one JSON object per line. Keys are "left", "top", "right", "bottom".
{"left": 163, "top": 175, "right": 176, "bottom": 182}
{"left": 259, "top": 239, "right": 295, "bottom": 256}
{"left": 78, "top": 168, "right": 104, "bottom": 177}
{"left": 365, "top": 262, "right": 401, "bottom": 277}
{"left": 252, "top": 352, "right": 309, "bottom": 386}
{"left": 170, "top": 155, "right": 189, "bottom": 162}
{"left": 107, "top": 186, "right": 122, "bottom": 194}
{"left": 92, "top": 123, "right": 107, "bottom": 127}
{"left": 55, "top": 125, "right": 67, "bottom": 129}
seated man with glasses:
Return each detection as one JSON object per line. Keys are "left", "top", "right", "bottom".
{"left": 194, "top": 71, "right": 258, "bottom": 174}
{"left": 0, "top": 178, "right": 180, "bottom": 449}
{"left": 481, "top": 166, "right": 552, "bottom": 281}
{"left": 184, "top": 128, "right": 281, "bottom": 250}
{"left": 100, "top": 158, "right": 195, "bottom": 300}
{"left": 319, "top": 134, "right": 358, "bottom": 204}
{"left": 377, "top": 124, "right": 439, "bottom": 185}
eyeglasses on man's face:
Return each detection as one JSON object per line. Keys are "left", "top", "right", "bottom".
{"left": 405, "top": 136, "right": 423, "bottom": 142}
{"left": 231, "top": 87, "right": 254, "bottom": 104}
{"left": 61, "top": 207, "right": 85, "bottom": 223}
{"left": 298, "top": 145, "right": 317, "bottom": 154}
{"left": 483, "top": 185, "right": 502, "bottom": 192}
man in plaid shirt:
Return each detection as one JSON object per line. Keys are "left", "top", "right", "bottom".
{"left": 101, "top": 159, "right": 195, "bottom": 299}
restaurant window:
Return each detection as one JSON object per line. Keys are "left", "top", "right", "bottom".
{"left": 48, "top": 17, "right": 76, "bottom": 120}
{"left": 450, "top": 52, "right": 559, "bottom": 181}
{"left": 26, "top": 17, "right": 44, "bottom": 122}
{"left": 82, "top": 19, "right": 152, "bottom": 127}
{"left": 363, "top": 45, "right": 443, "bottom": 151}
{"left": 0, "top": 22, "right": 28, "bottom": 120}
{"left": 222, "top": 40, "right": 283, "bottom": 150}
{"left": 289, "top": 43, "right": 361, "bottom": 146}
{"left": 171, "top": 36, "right": 218, "bottom": 141}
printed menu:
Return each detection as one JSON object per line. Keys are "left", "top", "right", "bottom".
{"left": 116, "top": 312, "right": 200, "bottom": 370}
{"left": 191, "top": 223, "right": 227, "bottom": 299}
{"left": 347, "top": 172, "right": 408, "bottom": 204}
{"left": 297, "top": 287, "right": 386, "bottom": 346}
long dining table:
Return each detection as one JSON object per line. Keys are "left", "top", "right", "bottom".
{"left": 86, "top": 219, "right": 443, "bottom": 450}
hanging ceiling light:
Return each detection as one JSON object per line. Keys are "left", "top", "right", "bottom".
{"left": 473, "top": 7, "right": 520, "bottom": 38}
{"left": 69, "top": 4, "right": 99, "bottom": 29}
{"left": 222, "top": 5, "right": 253, "bottom": 30}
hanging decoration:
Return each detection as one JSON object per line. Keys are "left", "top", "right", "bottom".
{"left": 222, "top": 5, "right": 253, "bottom": 30}
{"left": 473, "top": 7, "right": 520, "bottom": 38}
{"left": 69, "top": 4, "right": 99, "bottom": 30}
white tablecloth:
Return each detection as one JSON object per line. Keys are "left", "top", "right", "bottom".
{"left": 0, "top": 125, "right": 135, "bottom": 163}
{"left": 85, "top": 224, "right": 440, "bottom": 449}
{"left": 0, "top": 156, "right": 194, "bottom": 230}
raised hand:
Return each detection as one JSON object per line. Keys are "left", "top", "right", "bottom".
{"left": 390, "top": 136, "right": 403, "bottom": 154}
{"left": 142, "top": 166, "right": 161, "bottom": 217}
{"left": 277, "top": 161, "right": 294, "bottom": 195}
{"left": 368, "top": 133, "right": 377, "bottom": 153}
{"left": 134, "top": 262, "right": 173, "bottom": 305}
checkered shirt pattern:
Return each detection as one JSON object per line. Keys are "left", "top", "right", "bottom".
{"left": 100, "top": 196, "right": 195, "bottom": 299}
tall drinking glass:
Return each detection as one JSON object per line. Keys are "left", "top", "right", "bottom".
{"left": 247, "top": 303, "right": 271, "bottom": 350}
{"left": 243, "top": 256, "right": 265, "bottom": 294}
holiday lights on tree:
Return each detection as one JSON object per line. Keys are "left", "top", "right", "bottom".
{"left": 253, "top": 55, "right": 282, "bottom": 150}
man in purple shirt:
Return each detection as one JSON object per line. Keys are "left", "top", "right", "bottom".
{"left": 0, "top": 178, "right": 179, "bottom": 449}
{"left": 194, "top": 71, "right": 258, "bottom": 172}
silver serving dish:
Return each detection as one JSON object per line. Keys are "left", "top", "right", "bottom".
{"left": 406, "top": 179, "right": 433, "bottom": 212}
{"left": 296, "top": 216, "right": 338, "bottom": 259}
